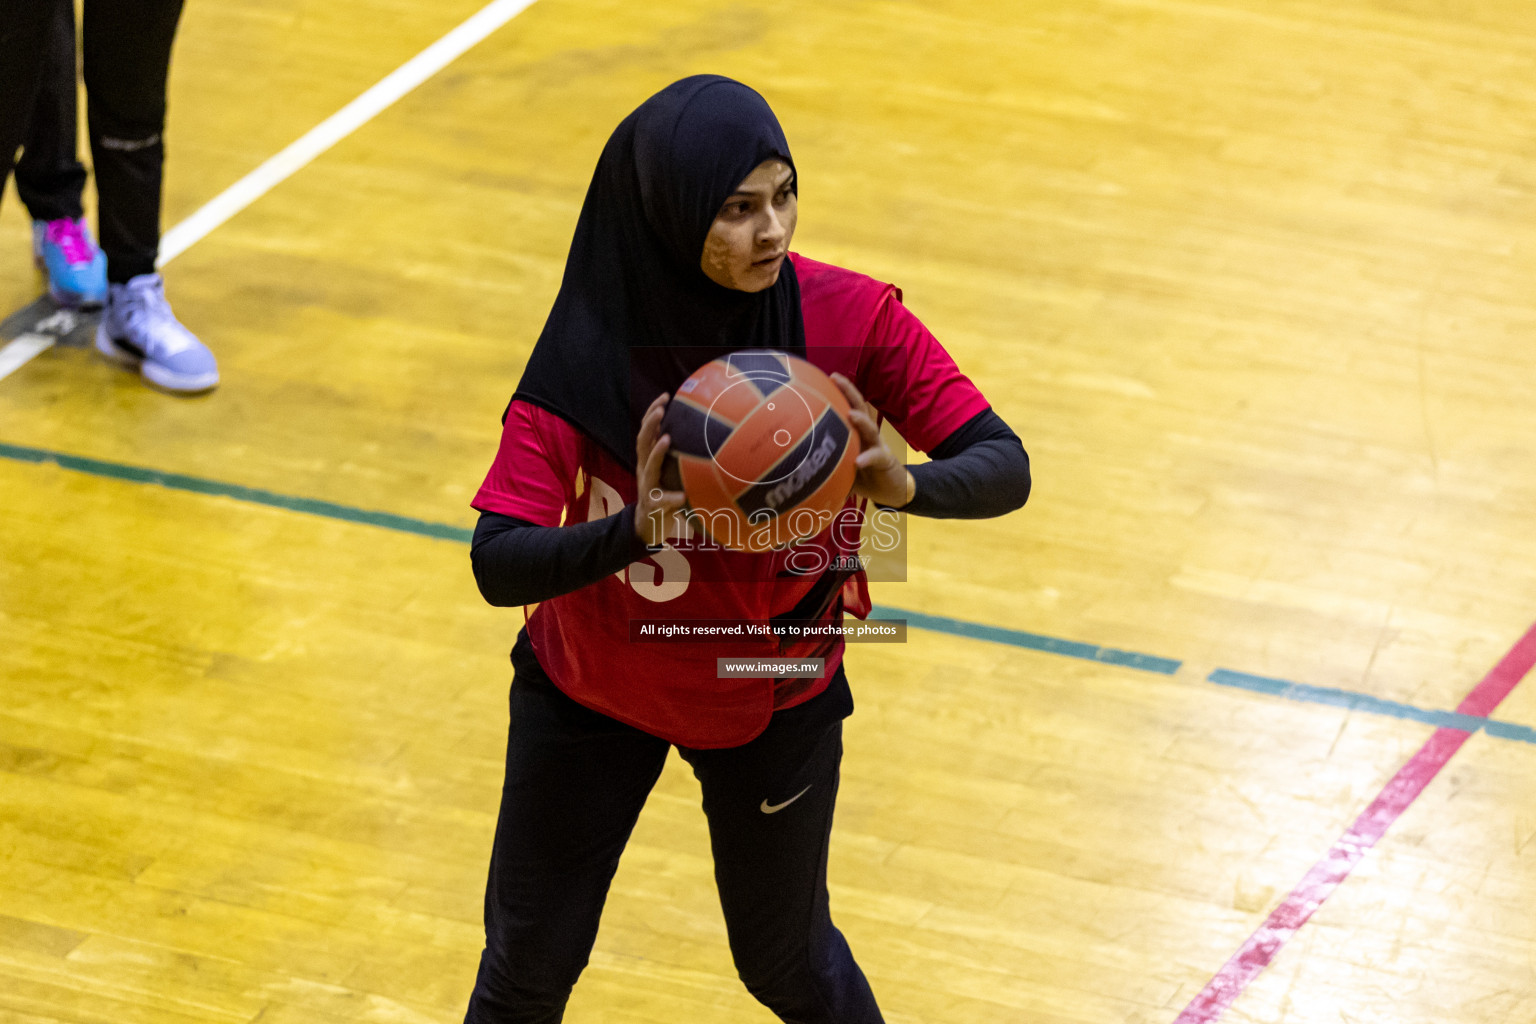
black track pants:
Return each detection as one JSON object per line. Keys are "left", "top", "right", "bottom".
{"left": 0, "top": 0, "right": 52, "bottom": 193}
{"left": 15, "top": 0, "right": 87, "bottom": 223}
{"left": 1, "top": 0, "right": 186, "bottom": 280}
{"left": 83, "top": 0, "right": 186, "bottom": 281}
{"left": 463, "top": 629, "right": 884, "bottom": 1024}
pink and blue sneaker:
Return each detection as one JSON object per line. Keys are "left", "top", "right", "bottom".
{"left": 96, "top": 273, "right": 219, "bottom": 394}
{"left": 32, "top": 217, "right": 108, "bottom": 309}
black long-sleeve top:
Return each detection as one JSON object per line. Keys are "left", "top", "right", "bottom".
{"left": 471, "top": 407, "right": 1030, "bottom": 608}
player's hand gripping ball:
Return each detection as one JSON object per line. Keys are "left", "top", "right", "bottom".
{"left": 658, "top": 351, "right": 858, "bottom": 553}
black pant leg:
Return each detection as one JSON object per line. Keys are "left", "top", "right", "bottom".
{"left": 81, "top": 0, "right": 186, "bottom": 281}
{"left": 465, "top": 630, "right": 671, "bottom": 1024}
{"left": 0, "top": 0, "right": 52, "bottom": 202}
{"left": 680, "top": 670, "right": 884, "bottom": 1024}
{"left": 15, "top": 0, "right": 87, "bottom": 223}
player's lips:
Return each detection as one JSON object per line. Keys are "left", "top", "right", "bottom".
{"left": 753, "top": 252, "right": 786, "bottom": 267}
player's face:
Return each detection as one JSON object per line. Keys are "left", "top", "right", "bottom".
{"left": 700, "top": 159, "right": 797, "bottom": 292}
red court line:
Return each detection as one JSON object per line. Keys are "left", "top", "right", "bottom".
{"left": 1174, "top": 621, "right": 1536, "bottom": 1024}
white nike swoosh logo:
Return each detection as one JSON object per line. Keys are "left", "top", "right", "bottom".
{"left": 760, "top": 785, "right": 813, "bottom": 814}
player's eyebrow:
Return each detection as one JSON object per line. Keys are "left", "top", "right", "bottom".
{"left": 727, "top": 170, "right": 795, "bottom": 201}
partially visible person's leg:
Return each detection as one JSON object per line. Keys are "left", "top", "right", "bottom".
{"left": 682, "top": 669, "right": 885, "bottom": 1024}
{"left": 83, "top": 0, "right": 217, "bottom": 392}
{"left": 0, "top": 0, "right": 52, "bottom": 200}
{"left": 82, "top": 0, "right": 184, "bottom": 282}
{"left": 16, "top": 0, "right": 87, "bottom": 223}
{"left": 465, "top": 629, "right": 672, "bottom": 1024}
{"left": 17, "top": 0, "right": 106, "bottom": 309}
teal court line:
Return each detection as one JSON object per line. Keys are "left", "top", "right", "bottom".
{"left": 1207, "top": 669, "right": 1536, "bottom": 744}
{"left": 4, "top": 439, "right": 1533, "bottom": 748}
{"left": 0, "top": 440, "right": 472, "bottom": 542}
{"left": 867, "top": 604, "right": 1181, "bottom": 674}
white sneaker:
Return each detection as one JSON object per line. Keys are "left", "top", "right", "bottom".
{"left": 95, "top": 273, "right": 219, "bottom": 393}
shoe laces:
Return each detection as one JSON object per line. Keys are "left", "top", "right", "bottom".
{"left": 45, "top": 219, "right": 96, "bottom": 266}
{"left": 116, "top": 276, "right": 194, "bottom": 356}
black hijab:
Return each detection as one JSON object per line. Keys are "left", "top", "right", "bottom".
{"left": 512, "top": 75, "right": 806, "bottom": 470}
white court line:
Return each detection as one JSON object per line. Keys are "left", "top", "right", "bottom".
{"left": 0, "top": 0, "right": 539, "bottom": 382}
{"left": 159, "top": 0, "right": 539, "bottom": 264}
{"left": 0, "top": 334, "right": 56, "bottom": 379}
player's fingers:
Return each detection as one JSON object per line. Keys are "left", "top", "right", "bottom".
{"left": 855, "top": 447, "right": 893, "bottom": 470}
{"left": 640, "top": 402, "right": 664, "bottom": 443}
{"left": 638, "top": 434, "right": 667, "bottom": 496}
{"left": 830, "top": 372, "right": 867, "bottom": 414}
{"left": 636, "top": 420, "right": 656, "bottom": 466}
{"left": 848, "top": 407, "right": 881, "bottom": 445}
{"left": 637, "top": 394, "right": 669, "bottom": 451}
{"left": 648, "top": 433, "right": 674, "bottom": 486}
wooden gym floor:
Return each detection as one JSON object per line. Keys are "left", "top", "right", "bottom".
{"left": 2, "top": 1, "right": 1534, "bottom": 1022}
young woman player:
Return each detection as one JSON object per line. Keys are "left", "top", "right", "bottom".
{"left": 466, "top": 75, "right": 1030, "bottom": 1024}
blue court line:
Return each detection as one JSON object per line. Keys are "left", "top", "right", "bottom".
{"left": 869, "top": 604, "right": 1182, "bottom": 675}
{"left": 1208, "top": 669, "right": 1536, "bottom": 744}
{"left": 4, "top": 439, "right": 1534, "bottom": 747}
{"left": 0, "top": 440, "right": 473, "bottom": 543}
